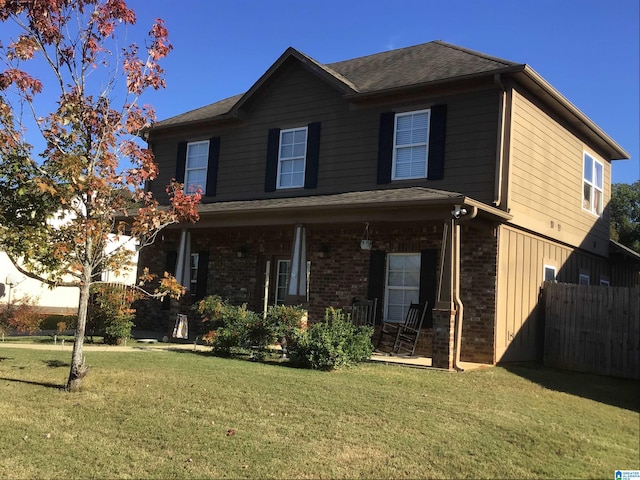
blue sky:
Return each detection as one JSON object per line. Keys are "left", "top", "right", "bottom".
{"left": 14, "top": 0, "right": 640, "bottom": 184}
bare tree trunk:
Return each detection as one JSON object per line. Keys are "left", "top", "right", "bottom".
{"left": 66, "top": 268, "right": 92, "bottom": 392}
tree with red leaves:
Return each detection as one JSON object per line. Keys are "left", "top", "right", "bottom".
{"left": 0, "top": 0, "right": 200, "bottom": 391}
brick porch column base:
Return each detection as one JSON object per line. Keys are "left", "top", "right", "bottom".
{"left": 432, "top": 307, "right": 456, "bottom": 370}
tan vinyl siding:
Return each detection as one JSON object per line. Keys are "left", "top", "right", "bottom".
{"left": 495, "top": 225, "right": 612, "bottom": 362}
{"left": 508, "top": 88, "right": 611, "bottom": 257}
{"left": 148, "top": 61, "right": 500, "bottom": 204}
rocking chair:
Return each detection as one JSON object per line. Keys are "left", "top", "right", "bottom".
{"left": 376, "top": 302, "right": 427, "bottom": 355}
{"left": 350, "top": 298, "right": 378, "bottom": 327}
{"left": 393, "top": 302, "right": 428, "bottom": 356}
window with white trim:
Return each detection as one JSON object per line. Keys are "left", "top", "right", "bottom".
{"left": 385, "top": 254, "right": 421, "bottom": 323}
{"left": 579, "top": 274, "right": 590, "bottom": 285}
{"left": 582, "top": 152, "right": 603, "bottom": 216}
{"left": 600, "top": 278, "right": 610, "bottom": 286}
{"left": 185, "top": 140, "right": 209, "bottom": 194}
{"left": 274, "top": 259, "right": 311, "bottom": 304}
{"left": 189, "top": 253, "right": 199, "bottom": 296}
{"left": 393, "top": 109, "right": 430, "bottom": 180}
{"left": 544, "top": 265, "right": 557, "bottom": 283}
{"left": 278, "top": 127, "right": 307, "bottom": 189}
{"left": 275, "top": 260, "right": 290, "bottom": 305}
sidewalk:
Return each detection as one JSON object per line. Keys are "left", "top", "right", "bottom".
{"left": 0, "top": 340, "right": 204, "bottom": 353}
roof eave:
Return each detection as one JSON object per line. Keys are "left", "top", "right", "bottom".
{"left": 342, "top": 64, "right": 527, "bottom": 102}
{"left": 514, "top": 66, "right": 630, "bottom": 160}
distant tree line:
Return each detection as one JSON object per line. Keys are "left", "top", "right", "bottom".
{"left": 610, "top": 181, "right": 640, "bottom": 253}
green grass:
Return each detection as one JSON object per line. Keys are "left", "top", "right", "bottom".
{"left": 0, "top": 347, "right": 637, "bottom": 479}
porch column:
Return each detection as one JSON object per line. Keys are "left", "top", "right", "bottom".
{"left": 286, "top": 224, "right": 308, "bottom": 304}
{"left": 174, "top": 228, "right": 192, "bottom": 292}
{"left": 432, "top": 220, "right": 456, "bottom": 370}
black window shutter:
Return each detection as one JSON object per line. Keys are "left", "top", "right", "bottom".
{"left": 419, "top": 249, "right": 438, "bottom": 328}
{"left": 254, "top": 254, "right": 267, "bottom": 312}
{"left": 368, "top": 250, "right": 387, "bottom": 324}
{"left": 205, "top": 137, "right": 220, "bottom": 197}
{"left": 265, "top": 128, "right": 281, "bottom": 192}
{"left": 163, "top": 251, "right": 178, "bottom": 310}
{"left": 377, "top": 112, "right": 394, "bottom": 184}
{"left": 176, "top": 142, "right": 187, "bottom": 183}
{"left": 304, "top": 122, "right": 321, "bottom": 189}
{"left": 427, "top": 104, "right": 447, "bottom": 180}
{"left": 195, "top": 251, "right": 209, "bottom": 300}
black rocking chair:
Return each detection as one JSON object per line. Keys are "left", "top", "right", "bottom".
{"left": 393, "top": 302, "right": 428, "bottom": 356}
{"left": 376, "top": 302, "right": 427, "bottom": 355}
{"left": 350, "top": 298, "right": 378, "bottom": 327}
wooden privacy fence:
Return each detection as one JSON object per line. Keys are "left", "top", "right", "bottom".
{"left": 543, "top": 282, "right": 640, "bottom": 379}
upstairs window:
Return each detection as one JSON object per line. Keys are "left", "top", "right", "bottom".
{"left": 583, "top": 152, "right": 603, "bottom": 216}
{"left": 393, "top": 110, "right": 430, "bottom": 180}
{"left": 185, "top": 140, "right": 209, "bottom": 194}
{"left": 278, "top": 127, "right": 307, "bottom": 189}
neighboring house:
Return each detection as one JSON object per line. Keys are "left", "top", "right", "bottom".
{"left": 137, "top": 40, "right": 637, "bottom": 369}
{"left": 0, "top": 235, "right": 139, "bottom": 315}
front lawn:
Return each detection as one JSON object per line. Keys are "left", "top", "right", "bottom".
{"left": 0, "top": 347, "right": 637, "bottom": 479}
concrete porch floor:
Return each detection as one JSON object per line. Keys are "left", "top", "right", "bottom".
{"left": 370, "top": 352, "right": 492, "bottom": 372}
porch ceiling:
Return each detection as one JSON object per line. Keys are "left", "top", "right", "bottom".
{"left": 182, "top": 187, "right": 512, "bottom": 228}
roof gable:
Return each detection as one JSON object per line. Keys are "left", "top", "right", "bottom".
{"left": 151, "top": 40, "right": 521, "bottom": 130}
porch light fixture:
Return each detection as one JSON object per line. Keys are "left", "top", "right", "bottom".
{"left": 451, "top": 205, "right": 468, "bottom": 219}
{"left": 360, "top": 222, "right": 372, "bottom": 250}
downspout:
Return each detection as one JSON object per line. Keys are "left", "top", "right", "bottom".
{"left": 493, "top": 74, "right": 507, "bottom": 208}
{"left": 453, "top": 205, "right": 477, "bottom": 372}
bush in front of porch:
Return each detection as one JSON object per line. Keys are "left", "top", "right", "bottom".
{"left": 192, "top": 296, "right": 374, "bottom": 368}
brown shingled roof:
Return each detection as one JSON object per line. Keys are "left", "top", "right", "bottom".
{"left": 327, "top": 40, "right": 519, "bottom": 93}
{"left": 151, "top": 40, "right": 520, "bottom": 129}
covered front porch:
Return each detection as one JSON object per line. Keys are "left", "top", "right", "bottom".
{"left": 136, "top": 187, "right": 511, "bottom": 370}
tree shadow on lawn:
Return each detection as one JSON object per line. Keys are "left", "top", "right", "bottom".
{"left": 42, "top": 359, "right": 70, "bottom": 368}
{"left": 167, "top": 347, "right": 309, "bottom": 369}
{"left": 0, "top": 376, "right": 64, "bottom": 390}
{"left": 502, "top": 362, "right": 639, "bottom": 413}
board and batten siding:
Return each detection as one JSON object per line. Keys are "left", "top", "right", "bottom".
{"left": 148, "top": 60, "right": 500, "bottom": 205}
{"left": 496, "top": 225, "right": 613, "bottom": 362}
{"left": 508, "top": 88, "right": 610, "bottom": 258}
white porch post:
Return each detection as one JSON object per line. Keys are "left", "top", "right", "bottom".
{"left": 287, "top": 224, "right": 307, "bottom": 303}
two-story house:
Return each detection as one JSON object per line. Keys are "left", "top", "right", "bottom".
{"left": 137, "top": 40, "right": 635, "bottom": 369}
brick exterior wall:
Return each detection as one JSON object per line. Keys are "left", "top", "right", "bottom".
{"left": 135, "top": 221, "right": 498, "bottom": 363}
{"left": 459, "top": 225, "right": 498, "bottom": 364}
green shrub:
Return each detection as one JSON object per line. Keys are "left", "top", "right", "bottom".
{"left": 265, "top": 304, "right": 307, "bottom": 353}
{"left": 40, "top": 314, "right": 77, "bottom": 331}
{"left": 194, "top": 295, "right": 266, "bottom": 355}
{"left": 89, "top": 284, "right": 137, "bottom": 344}
{"left": 289, "top": 307, "right": 374, "bottom": 370}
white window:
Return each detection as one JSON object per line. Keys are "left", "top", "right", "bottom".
{"left": 189, "top": 253, "right": 199, "bottom": 295}
{"left": 579, "top": 274, "right": 590, "bottom": 286}
{"left": 385, "top": 254, "right": 421, "bottom": 323}
{"left": 600, "top": 278, "right": 610, "bottom": 286}
{"left": 274, "top": 259, "right": 311, "bottom": 305}
{"left": 393, "top": 110, "right": 430, "bottom": 180}
{"left": 185, "top": 140, "right": 209, "bottom": 194}
{"left": 544, "top": 265, "right": 557, "bottom": 283}
{"left": 278, "top": 127, "right": 307, "bottom": 189}
{"left": 583, "top": 152, "right": 603, "bottom": 216}
{"left": 275, "top": 260, "right": 290, "bottom": 305}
